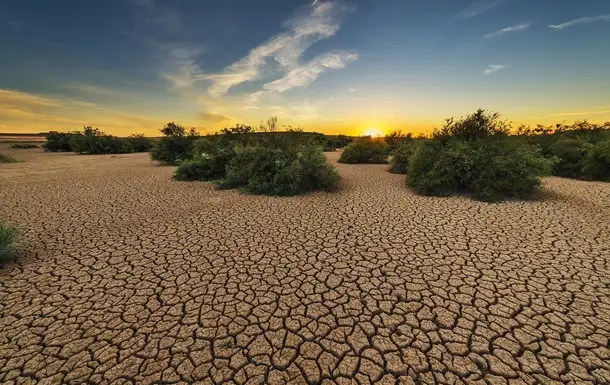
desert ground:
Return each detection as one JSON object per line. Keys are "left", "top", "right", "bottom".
{"left": 1, "top": 145, "right": 610, "bottom": 385}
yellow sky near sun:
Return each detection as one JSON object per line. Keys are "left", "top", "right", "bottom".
{"left": 1, "top": 89, "right": 610, "bottom": 137}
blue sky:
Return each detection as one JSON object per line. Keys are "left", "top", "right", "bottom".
{"left": 1, "top": 0, "right": 609, "bottom": 135}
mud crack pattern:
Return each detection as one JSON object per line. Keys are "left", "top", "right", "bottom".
{"left": 1, "top": 149, "right": 610, "bottom": 385}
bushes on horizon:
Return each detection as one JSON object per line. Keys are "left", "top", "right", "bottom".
{"left": 10, "top": 144, "right": 39, "bottom": 149}
{"left": 389, "top": 141, "right": 418, "bottom": 174}
{"left": 220, "top": 145, "right": 339, "bottom": 195}
{"left": 0, "top": 222, "right": 18, "bottom": 262}
{"left": 150, "top": 122, "right": 198, "bottom": 165}
{"left": 516, "top": 120, "right": 610, "bottom": 181}
{"left": 0, "top": 154, "right": 19, "bottom": 163}
{"left": 339, "top": 137, "right": 388, "bottom": 164}
{"left": 407, "top": 110, "right": 554, "bottom": 202}
{"left": 70, "top": 126, "right": 134, "bottom": 154}
{"left": 44, "top": 132, "right": 76, "bottom": 152}
{"left": 126, "top": 134, "right": 153, "bottom": 152}
{"left": 581, "top": 140, "right": 610, "bottom": 181}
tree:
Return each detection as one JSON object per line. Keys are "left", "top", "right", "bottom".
{"left": 161, "top": 122, "right": 186, "bottom": 137}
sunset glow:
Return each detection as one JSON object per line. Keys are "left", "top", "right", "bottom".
{"left": 1, "top": 1, "right": 609, "bottom": 136}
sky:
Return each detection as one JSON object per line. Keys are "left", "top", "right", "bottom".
{"left": 1, "top": 0, "right": 609, "bottom": 136}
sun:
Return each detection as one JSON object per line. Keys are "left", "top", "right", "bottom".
{"left": 363, "top": 128, "right": 382, "bottom": 138}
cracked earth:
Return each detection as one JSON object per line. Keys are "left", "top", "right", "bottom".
{"left": 1, "top": 147, "right": 610, "bottom": 385}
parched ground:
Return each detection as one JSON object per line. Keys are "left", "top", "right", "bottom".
{"left": 1, "top": 146, "right": 610, "bottom": 385}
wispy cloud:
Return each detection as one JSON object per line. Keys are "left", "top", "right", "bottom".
{"left": 162, "top": 1, "right": 356, "bottom": 97}
{"left": 484, "top": 23, "right": 530, "bottom": 38}
{"left": 456, "top": 0, "right": 503, "bottom": 19}
{"left": 262, "top": 51, "right": 358, "bottom": 93}
{"left": 483, "top": 64, "right": 508, "bottom": 75}
{"left": 549, "top": 14, "right": 610, "bottom": 30}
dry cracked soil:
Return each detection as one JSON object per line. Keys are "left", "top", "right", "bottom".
{"left": 1, "top": 146, "right": 609, "bottom": 385}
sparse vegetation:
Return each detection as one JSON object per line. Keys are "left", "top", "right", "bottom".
{"left": 150, "top": 122, "right": 198, "bottom": 165}
{"left": 339, "top": 137, "right": 389, "bottom": 164}
{"left": 0, "top": 222, "right": 18, "bottom": 262}
{"left": 10, "top": 143, "right": 40, "bottom": 149}
{"left": 388, "top": 141, "right": 418, "bottom": 174}
{"left": 385, "top": 130, "right": 412, "bottom": 152}
{"left": 44, "top": 128, "right": 152, "bottom": 154}
{"left": 174, "top": 139, "right": 236, "bottom": 181}
{"left": 516, "top": 120, "right": 610, "bottom": 181}
{"left": 406, "top": 109, "right": 555, "bottom": 202}
{"left": 0, "top": 154, "right": 19, "bottom": 163}
{"left": 171, "top": 118, "right": 340, "bottom": 195}
{"left": 581, "top": 140, "right": 610, "bottom": 181}
{"left": 44, "top": 132, "right": 76, "bottom": 152}
{"left": 70, "top": 126, "right": 134, "bottom": 154}
{"left": 220, "top": 144, "right": 339, "bottom": 196}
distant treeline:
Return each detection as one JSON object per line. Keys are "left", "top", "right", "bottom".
{"left": 43, "top": 122, "right": 354, "bottom": 156}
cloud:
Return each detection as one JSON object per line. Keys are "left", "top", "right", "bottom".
{"left": 456, "top": 0, "right": 503, "bottom": 19}
{"left": 263, "top": 51, "right": 358, "bottom": 93}
{"left": 483, "top": 64, "right": 508, "bottom": 75}
{"left": 163, "top": 1, "right": 355, "bottom": 97}
{"left": 484, "top": 23, "right": 530, "bottom": 38}
{"left": 549, "top": 14, "right": 610, "bottom": 30}
{"left": 197, "top": 112, "right": 232, "bottom": 123}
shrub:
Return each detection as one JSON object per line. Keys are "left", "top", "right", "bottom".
{"left": 0, "top": 154, "right": 19, "bottom": 163}
{"left": 389, "top": 141, "right": 418, "bottom": 174}
{"left": 220, "top": 145, "right": 339, "bottom": 195}
{"left": 549, "top": 137, "right": 592, "bottom": 178}
{"left": 150, "top": 122, "right": 198, "bottom": 165}
{"left": 407, "top": 110, "right": 554, "bottom": 202}
{"left": 581, "top": 140, "right": 610, "bottom": 181}
{"left": 385, "top": 130, "right": 412, "bottom": 151}
{"left": 469, "top": 138, "right": 554, "bottom": 201}
{"left": 174, "top": 139, "right": 236, "bottom": 181}
{"left": 69, "top": 126, "right": 134, "bottom": 155}
{"left": 434, "top": 109, "right": 510, "bottom": 141}
{"left": 125, "top": 134, "right": 153, "bottom": 152}
{"left": 44, "top": 132, "right": 76, "bottom": 152}
{"left": 0, "top": 222, "right": 18, "bottom": 262}
{"left": 339, "top": 137, "right": 388, "bottom": 164}
{"left": 10, "top": 143, "right": 39, "bottom": 149}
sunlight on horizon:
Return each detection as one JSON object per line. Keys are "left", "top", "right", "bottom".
{"left": 363, "top": 127, "right": 383, "bottom": 137}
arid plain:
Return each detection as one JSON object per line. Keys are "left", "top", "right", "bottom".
{"left": 1, "top": 145, "right": 610, "bottom": 385}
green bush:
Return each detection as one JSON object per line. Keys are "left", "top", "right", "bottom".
{"left": 10, "top": 143, "right": 39, "bottom": 149}
{"left": 0, "top": 154, "right": 19, "bottom": 163}
{"left": 339, "top": 137, "right": 388, "bottom": 164}
{"left": 125, "top": 134, "right": 152, "bottom": 152}
{"left": 389, "top": 141, "right": 418, "bottom": 174}
{"left": 581, "top": 140, "right": 610, "bottom": 181}
{"left": 469, "top": 138, "right": 555, "bottom": 201}
{"left": 69, "top": 127, "right": 134, "bottom": 155}
{"left": 434, "top": 109, "right": 510, "bottom": 141}
{"left": 549, "top": 137, "right": 592, "bottom": 178}
{"left": 150, "top": 122, "right": 198, "bottom": 165}
{"left": 385, "top": 130, "right": 413, "bottom": 151}
{"left": 0, "top": 223, "right": 18, "bottom": 262}
{"left": 174, "top": 139, "right": 236, "bottom": 181}
{"left": 407, "top": 111, "right": 554, "bottom": 202}
{"left": 220, "top": 145, "right": 339, "bottom": 195}
{"left": 44, "top": 132, "right": 76, "bottom": 152}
